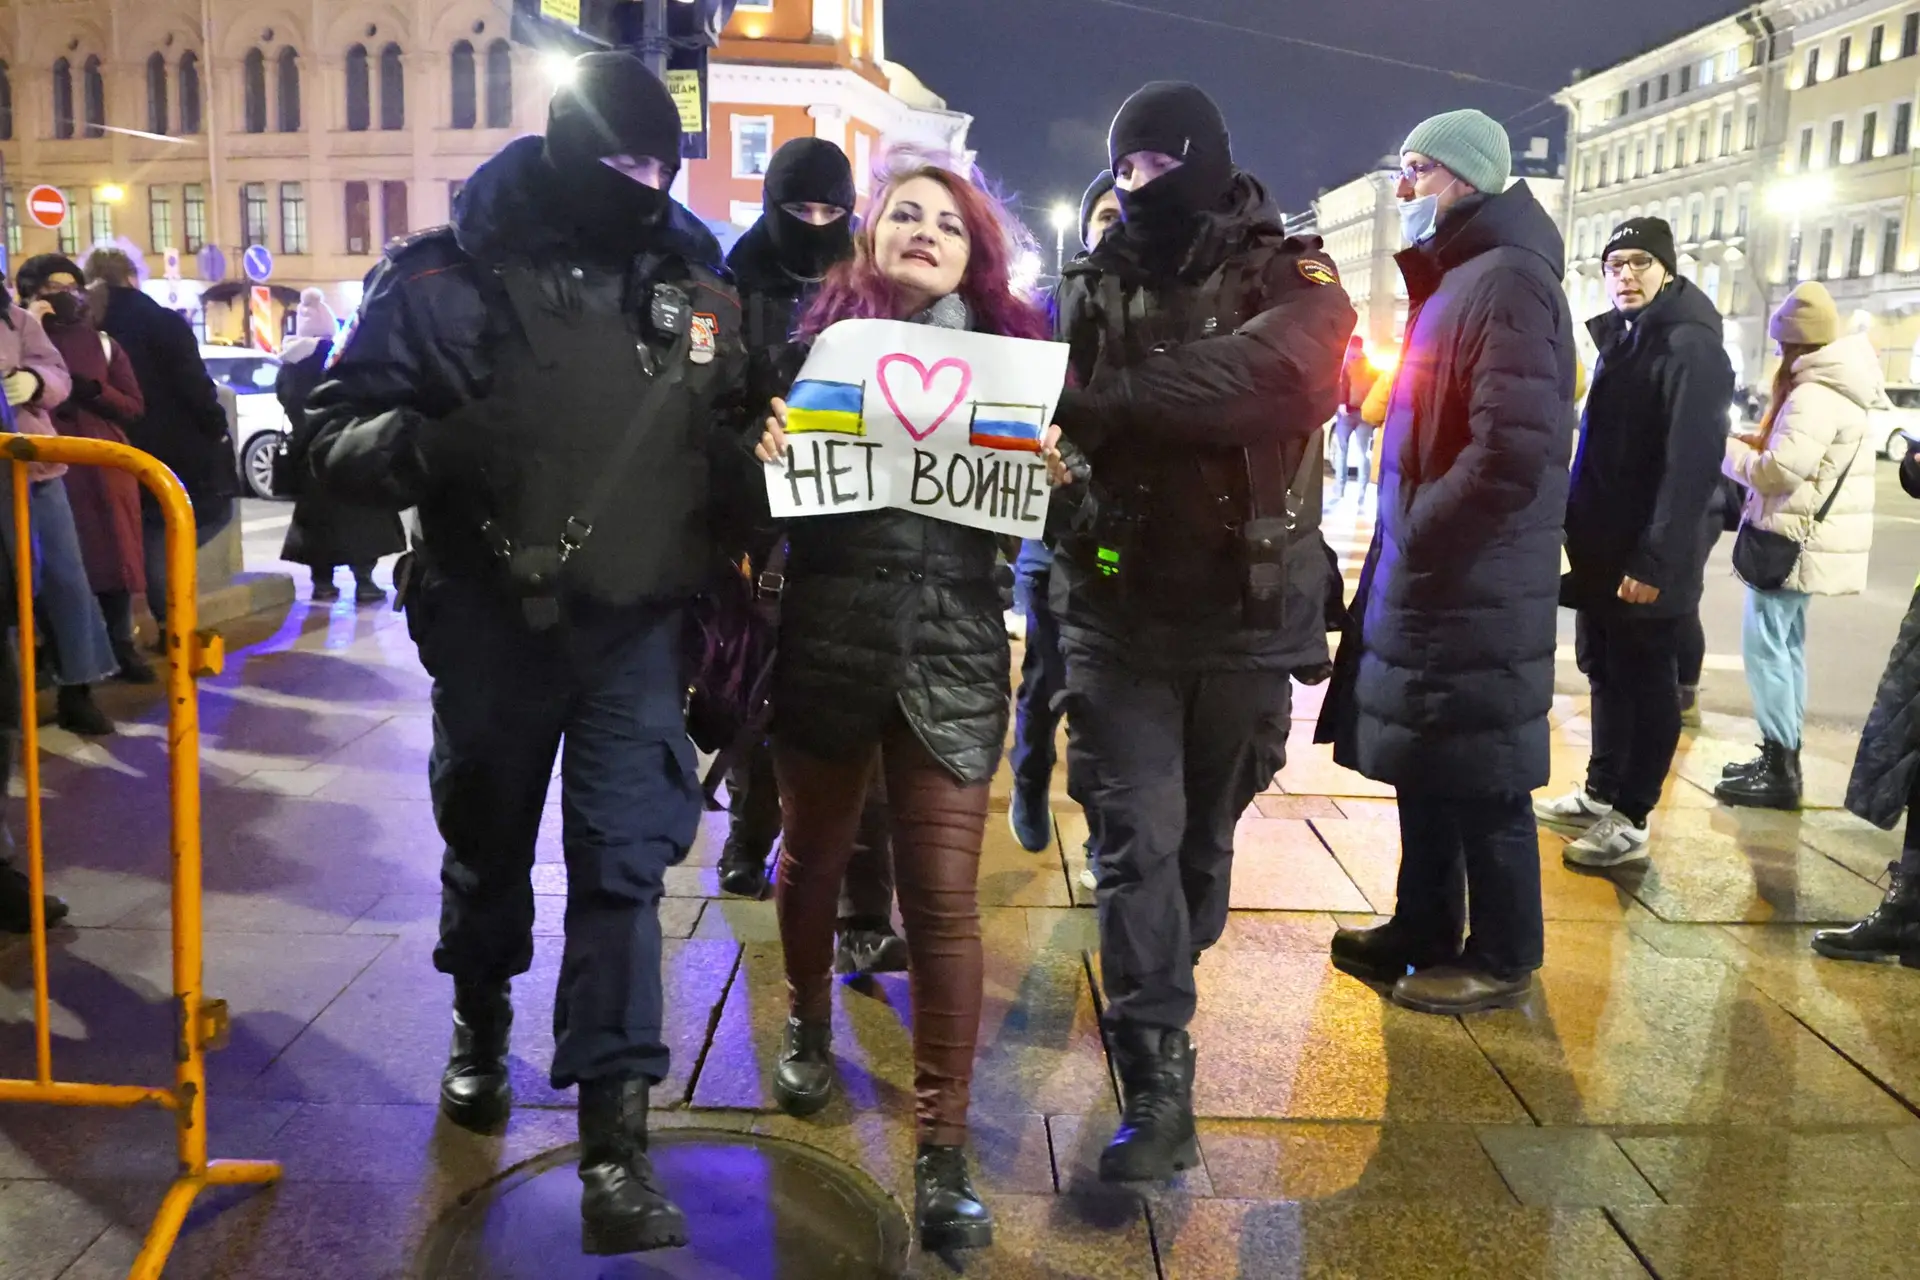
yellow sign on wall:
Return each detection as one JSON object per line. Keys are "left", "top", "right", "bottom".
{"left": 540, "top": 0, "right": 581, "bottom": 24}
{"left": 666, "top": 69, "right": 704, "bottom": 135}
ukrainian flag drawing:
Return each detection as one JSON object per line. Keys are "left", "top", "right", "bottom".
{"left": 786, "top": 379, "right": 867, "bottom": 436}
{"left": 968, "top": 402, "right": 1048, "bottom": 453}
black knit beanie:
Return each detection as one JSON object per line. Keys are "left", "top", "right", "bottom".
{"left": 545, "top": 52, "right": 683, "bottom": 176}
{"left": 1602, "top": 217, "right": 1678, "bottom": 276}
{"left": 766, "top": 138, "right": 856, "bottom": 212}
{"left": 1108, "top": 81, "right": 1233, "bottom": 211}
{"left": 1079, "top": 170, "right": 1117, "bottom": 247}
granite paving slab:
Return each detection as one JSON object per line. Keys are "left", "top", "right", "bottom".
{"left": 1611, "top": 1201, "right": 1920, "bottom": 1279}
{"left": 1197, "top": 1120, "right": 1513, "bottom": 1204}
{"left": 1616, "top": 1128, "right": 1920, "bottom": 1205}
{"left": 1474, "top": 1125, "right": 1662, "bottom": 1207}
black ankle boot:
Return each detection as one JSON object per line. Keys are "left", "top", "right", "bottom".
{"left": 1330, "top": 918, "right": 1462, "bottom": 984}
{"left": 55, "top": 685, "right": 114, "bottom": 737}
{"left": 1714, "top": 739, "right": 1801, "bottom": 810}
{"left": 0, "top": 859, "right": 69, "bottom": 934}
{"left": 772, "top": 1017, "right": 834, "bottom": 1116}
{"left": 915, "top": 1143, "right": 993, "bottom": 1252}
{"left": 1812, "top": 862, "right": 1920, "bottom": 965}
{"left": 439, "top": 981, "right": 512, "bottom": 1132}
{"left": 717, "top": 835, "right": 771, "bottom": 898}
{"left": 1099, "top": 1025, "right": 1198, "bottom": 1183}
{"left": 578, "top": 1078, "right": 689, "bottom": 1256}
{"left": 1722, "top": 745, "right": 1767, "bottom": 780}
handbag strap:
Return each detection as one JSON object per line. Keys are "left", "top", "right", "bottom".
{"left": 1810, "top": 434, "right": 1865, "bottom": 527}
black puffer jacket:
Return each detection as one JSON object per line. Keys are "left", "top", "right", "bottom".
{"left": 1050, "top": 172, "right": 1356, "bottom": 674}
{"left": 769, "top": 313, "right": 1011, "bottom": 786}
{"left": 1846, "top": 452, "right": 1920, "bottom": 828}
{"left": 1316, "top": 183, "right": 1577, "bottom": 794}
{"left": 1565, "top": 276, "right": 1734, "bottom": 619}
{"left": 94, "top": 284, "right": 239, "bottom": 520}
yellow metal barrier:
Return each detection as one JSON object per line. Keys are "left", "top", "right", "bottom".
{"left": 0, "top": 433, "right": 280, "bottom": 1279}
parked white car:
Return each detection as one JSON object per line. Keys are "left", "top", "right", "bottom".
{"left": 1873, "top": 385, "right": 1920, "bottom": 463}
{"left": 199, "top": 345, "right": 288, "bottom": 499}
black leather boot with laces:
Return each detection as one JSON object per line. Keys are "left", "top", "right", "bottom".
{"left": 439, "top": 981, "right": 511, "bottom": 1132}
{"left": 578, "top": 1078, "right": 689, "bottom": 1256}
{"left": 1812, "top": 861, "right": 1920, "bottom": 966}
{"left": 915, "top": 1143, "right": 993, "bottom": 1252}
{"left": 1099, "top": 1025, "right": 1198, "bottom": 1183}
{"left": 772, "top": 1016, "right": 834, "bottom": 1116}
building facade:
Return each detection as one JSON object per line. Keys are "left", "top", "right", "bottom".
{"left": 0, "top": 0, "right": 965, "bottom": 343}
{"left": 1773, "top": 0, "right": 1920, "bottom": 384}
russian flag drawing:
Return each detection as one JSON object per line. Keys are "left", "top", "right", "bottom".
{"left": 786, "top": 379, "right": 867, "bottom": 436}
{"left": 968, "top": 402, "right": 1048, "bottom": 453}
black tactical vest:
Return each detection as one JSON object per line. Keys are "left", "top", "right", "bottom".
{"left": 466, "top": 256, "right": 736, "bottom": 614}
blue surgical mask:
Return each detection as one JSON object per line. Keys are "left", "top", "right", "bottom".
{"left": 1397, "top": 193, "right": 1441, "bottom": 246}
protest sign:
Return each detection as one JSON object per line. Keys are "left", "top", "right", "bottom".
{"left": 763, "top": 319, "right": 1071, "bottom": 538}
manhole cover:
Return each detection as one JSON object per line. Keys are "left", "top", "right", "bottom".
{"left": 414, "top": 1128, "right": 912, "bottom": 1279}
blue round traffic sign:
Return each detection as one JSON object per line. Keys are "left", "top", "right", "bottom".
{"left": 197, "top": 245, "right": 227, "bottom": 281}
{"left": 243, "top": 244, "right": 274, "bottom": 284}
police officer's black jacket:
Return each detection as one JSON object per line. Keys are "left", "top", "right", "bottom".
{"left": 1564, "top": 276, "right": 1734, "bottom": 619}
{"left": 1050, "top": 172, "right": 1356, "bottom": 673}
{"left": 306, "top": 136, "right": 749, "bottom": 606}
{"left": 762, "top": 303, "right": 1011, "bottom": 787}
{"left": 726, "top": 217, "right": 813, "bottom": 416}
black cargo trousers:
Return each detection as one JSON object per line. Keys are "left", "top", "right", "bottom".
{"left": 1061, "top": 647, "right": 1292, "bottom": 1032}
{"left": 409, "top": 571, "right": 702, "bottom": 1089}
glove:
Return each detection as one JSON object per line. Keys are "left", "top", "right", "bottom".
{"left": 3, "top": 370, "right": 41, "bottom": 407}
{"left": 67, "top": 374, "right": 103, "bottom": 404}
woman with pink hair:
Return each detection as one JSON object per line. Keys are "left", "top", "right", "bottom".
{"left": 751, "top": 150, "right": 1048, "bottom": 1253}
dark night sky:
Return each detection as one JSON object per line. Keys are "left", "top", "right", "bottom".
{"left": 885, "top": 0, "right": 1748, "bottom": 224}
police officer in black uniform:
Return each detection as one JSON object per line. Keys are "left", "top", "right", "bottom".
{"left": 305, "top": 53, "right": 746, "bottom": 1256}
{"left": 1050, "top": 82, "right": 1355, "bottom": 1183}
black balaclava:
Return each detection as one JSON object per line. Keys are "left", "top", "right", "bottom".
{"left": 1079, "top": 170, "right": 1116, "bottom": 249}
{"left": 763, "top": 138, "right": 856, "bottom": 281}
{"left": 1108, "top": 81, "right": 1234, "bottom": 251}
{"left": 542, "top": 53, "right": 684, "bottom": 254}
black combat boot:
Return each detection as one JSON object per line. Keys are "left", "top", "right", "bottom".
{"left": 915, "top": 1143, "right": 993, "bottom": 1252}
{"left": 578, "top": 1078, "right": 689, "bottom": 1256}
{"left": 1721, "top": 745, "right": 1767, "bottom": 781}
{"left": 1713, "top": 740, "right": 1801, "bottom": 810}
{"left": 1811, "top": 862, "right": 1920, "bottom": 966}
{"left": 0, "top": 858, "right": 68, "bottom": 934}
{"left": 772, "top": 1017, "right": 834, "bottom": 1116}
{"left": 1099, "top": 1025, "right": 1198, "bottom": 1183}
{"left": 438, "top": 981, "right": 512, "bottom": 1132}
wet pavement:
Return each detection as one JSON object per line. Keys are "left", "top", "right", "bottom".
{"left": 2, "top": 585, "right": 1917, "bottom": 1279}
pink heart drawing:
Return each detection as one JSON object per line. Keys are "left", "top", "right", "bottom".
{"left": 876, "top": 353, "right": 973, "bottom": 442}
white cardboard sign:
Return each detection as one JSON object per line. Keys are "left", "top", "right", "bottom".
{"left": 762, "top": 318, "right": 1070, "bottom": 537}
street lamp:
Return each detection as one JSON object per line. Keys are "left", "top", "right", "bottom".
{"left": 542, "top": 51, "right": 579, "bottom": 89}
{"left": 97, "top": 184, "right": 126, "bottom": 204}
{"left": 1767, "top": 174, "right": 1832, "bottom": 289}
{"left": 1048, "top": 202, "right": 1076, "bottom": 277}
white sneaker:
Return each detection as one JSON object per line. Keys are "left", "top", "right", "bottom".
{"left": 1534, "top": 788, "right": 1612, "bottom": 829}
{"left": 1078, "top": 866, "right": 1097, "bottom": 891}
{"left": 1563, "top": 812, "right": 1650, "bottom": 869}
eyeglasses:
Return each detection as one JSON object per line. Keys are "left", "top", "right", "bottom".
{"left": 1399, "top": 159, "right": 1445, "bottom": 185}
{"left": 1602, "top": 254, "right": 1659, "bottom": 278}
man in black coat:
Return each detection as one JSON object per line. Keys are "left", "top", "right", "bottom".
{"left": 1050, "top": 82, "right": 1355, "bottom": 1183}
{"left": 717, "top": 137, "right": 904, "bottom": 978}
{"left": 82, "top": 248, "right": 239, "bottom": 639}
{"left": 304, "top": 54, "right": 747, "bottom": 1255}
{"left": 1539, "top": 218, "right": 1734, "bottom": 870}
{"left": 1317, "top": 109, "right": 1576, "bottom": 1016}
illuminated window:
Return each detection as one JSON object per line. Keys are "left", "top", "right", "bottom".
{"left": 90, "top": 198, "right": 112, "bottom": 245}
{"left": 149, "top": 187, "right": 172, "bottom": 253}
{"left": 732, "top": 115, "right": 773, "bottom": 178}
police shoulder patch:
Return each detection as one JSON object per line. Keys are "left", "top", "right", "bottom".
{"left": 1298, "top": 259, "right": 1339, "bottom": 287}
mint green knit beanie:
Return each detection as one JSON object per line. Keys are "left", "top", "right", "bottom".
{"left": 1401, "top": 109, "right": 1512, "bottom": 195}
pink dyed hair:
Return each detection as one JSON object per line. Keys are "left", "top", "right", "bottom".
{"left": 797, "top": 146, "right": 1049, "bottom": 343}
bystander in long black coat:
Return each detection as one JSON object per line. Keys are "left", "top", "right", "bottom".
{"left": 1564, "top": 276, "right": 1734, "bottom": 618}
{"left": 1317, "top": 183, "right": 1577, "bottom": 794}
{"left": 1846, "top": 452, "right": 1920, "bottom": 828}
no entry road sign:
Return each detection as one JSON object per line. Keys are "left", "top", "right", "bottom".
{"left": 25, "top": 186, "right": 68, "bottom": 230}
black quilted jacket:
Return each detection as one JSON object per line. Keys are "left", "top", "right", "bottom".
{"left": 1846, "top": 453, "right": 1920, "bottom": 828}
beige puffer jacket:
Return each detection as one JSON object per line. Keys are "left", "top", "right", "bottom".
{"left": 1724, "top": 333, "right": 1886, "bottom": 596}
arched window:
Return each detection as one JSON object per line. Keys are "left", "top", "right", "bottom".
{"left": 0, "top": 61, "right": 13, "bottom": 142}
{"left": 345, "top": 44, "right": 370, "bottom": 132}
{"left": 485, "top": 40, "right": 512, "bottom": 128}
{"left": 83, "top": 55, "right": 104, "bottom": 138}
{"left": 276, "top": 47, "right": 300, "bottom": 132}
{"left": 242, "top": 48, "right": 266, "bottom": 133}
{"left": 178, "top": 52, "right": 202, "bottom": 134}
{"left": 146, "top": 52, "right": 168, "bottom": 135}
{"left": 53, "top": 58, "right": 75, "bottom": 139}
{"left": 449, "top": 40, "right": 476, "bottom": 129}
{"left": 379, "top": 43, "right": 404, "bottom": 130}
